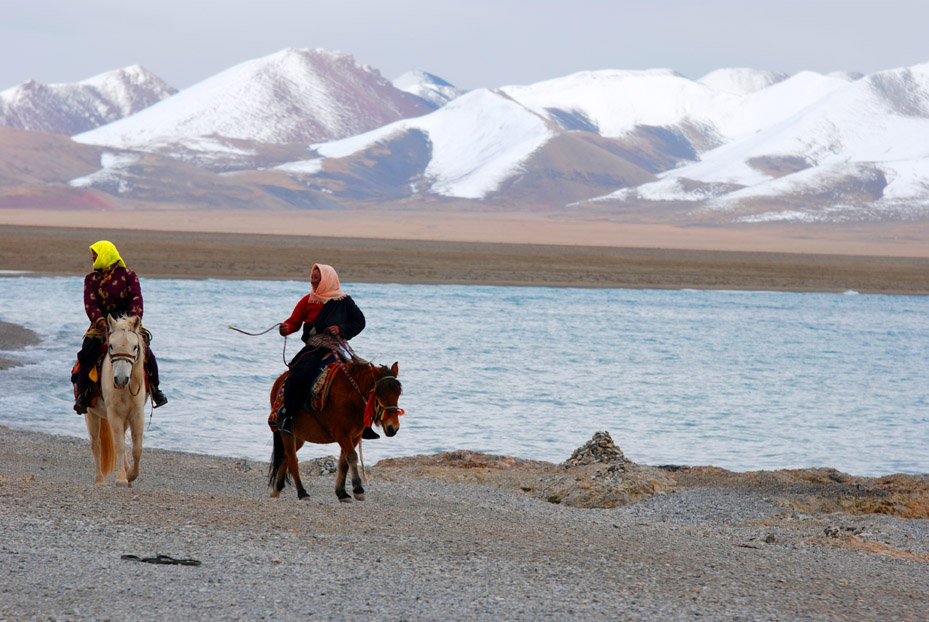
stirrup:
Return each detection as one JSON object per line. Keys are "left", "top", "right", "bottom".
{"left": 362, "top": 427, "right": 380, "bottom": 440}
{"left": 74, "top": 398, "right": 89, "bottom": 415}
{"left": 151, "top": 389, "right": 168, "bottom": 408}
{"left": 279, "top": 416, "right": 294, "bottom": 436}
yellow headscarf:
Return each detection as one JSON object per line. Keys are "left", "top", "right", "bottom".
{"left": 90, "top": 241, "right": 126, "bottom": 270}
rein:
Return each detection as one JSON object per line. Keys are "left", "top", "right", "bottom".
{"left": 325, "top": 334, "right": 404, "bottom": 427}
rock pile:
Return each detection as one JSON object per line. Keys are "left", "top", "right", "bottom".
{"left": 538, "top": 431, "right": 675, "bottom": 509}
{"left": 562, "top": 430, "right": 627, "bottom": 471}
{"left": 300, "top": 455, "right": 339, "bottom": 476}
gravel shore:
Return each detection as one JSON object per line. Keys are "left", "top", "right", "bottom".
{"left": 2, "top": 428, "right": 927, "bottom": 622}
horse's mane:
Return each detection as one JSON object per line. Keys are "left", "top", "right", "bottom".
{"left": 343, "top": 360, "right": 402, "bottom": 393}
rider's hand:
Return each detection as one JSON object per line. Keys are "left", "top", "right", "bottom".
{"left": 326, "top": 326, "right": 340, "bottom": 336}
{"left": 279, "top": 324, "right": 290, "bottom": 337}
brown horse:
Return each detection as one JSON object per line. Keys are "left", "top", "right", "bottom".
{"left": 268, "top": 360, "right": 403, "bottom": 502}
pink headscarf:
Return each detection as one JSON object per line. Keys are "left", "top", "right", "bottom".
{"left": 308, "top": 263, "right": 348, "bottom": 303}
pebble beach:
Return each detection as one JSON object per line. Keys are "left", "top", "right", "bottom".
{"left": 2, "top": 425, "right": 928, "bottom": 621}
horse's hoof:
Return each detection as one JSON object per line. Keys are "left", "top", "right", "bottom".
{"left": 270, "top": 490, "right": 281, "bottom": 498}
{"left": 353, "top": 493, "right": 365, "bottom": 502}
{"left": 338, "top": 497, "right": 352, "bottom": 504}
{"left": 337, "top": 491, "right": 352, "bottom": 503}
{"left": 116, "top": 479, "right": 129, "bottom": 487}
{"left": 298, "top": 491, "right": 310, "bottom": 501}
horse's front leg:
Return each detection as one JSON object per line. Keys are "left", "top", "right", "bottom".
{"left": 108, "top": 416, "right": 130, "bottom": 487}
{"left": 335, "top": 450, "right": 352, "bottom": 503}
{"left": 84, "top": 413, "right": 105, "bottom": 485}
{"left": 335, "top": 441, "right": 364, "bottom": 502}
{"left": 125, "top": 410, "right": 144, "bottom": 484}
{"left": 347, "top": 444, "right": 365, "bottom": 501}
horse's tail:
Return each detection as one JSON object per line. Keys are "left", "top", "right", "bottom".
{"left": 99, "top": 418, "right": 116, "bottom": 476}
{"left": 267, "top": 430, "right": 291, "bottom": 489}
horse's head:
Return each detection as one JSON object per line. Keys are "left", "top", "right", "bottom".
{"left": 106, "top": 315, "right": 143, "bottom": 389}
{"left": 371, "top": 362, "right": 403, "bottom": 437}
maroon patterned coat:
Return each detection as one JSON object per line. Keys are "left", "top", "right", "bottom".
{"left": 83, "top": 265, "right": 143, "bottom": 329}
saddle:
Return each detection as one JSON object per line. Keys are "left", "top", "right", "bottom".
{"left": 268, "top": 356, "right": 340, "bottom": 431}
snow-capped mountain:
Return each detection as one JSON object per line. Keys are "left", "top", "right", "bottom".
{"left": 3, "top": 48, "right": 929, "bottom": 225}
{"left": 263, "top": 67, "right": 862, "bottom": 207}
{"left": 74, "top": 48, "right": 436, "bottom": 170}
{"left": 393, "top": 71, "right": 464, "bottom": 106}
{"left": 274, "top": 87, "right": 654, "bottom": 204}
{"left": 594, "top": 63, "right": 929, "bottom": 222}
{"left": 0, "top": 65, "right": 176, "bottom": 136}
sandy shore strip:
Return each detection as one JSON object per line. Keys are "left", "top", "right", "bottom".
{"left": 1, "top": 428, "right": 928, "bottom": 621}
{"left": 2, "top": 224, "right": 929, "bottom": 294}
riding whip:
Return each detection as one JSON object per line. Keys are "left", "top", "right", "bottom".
{"left": 228, "top": 323, "right": 290, "bottom": 366}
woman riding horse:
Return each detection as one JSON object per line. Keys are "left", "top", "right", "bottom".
{"left": 73, "top": 241, "right": 168, "bottom": 413}
{"left": 277, "top": 263, "right": 377, "bottom": 439}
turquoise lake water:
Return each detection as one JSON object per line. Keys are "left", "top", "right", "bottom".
{"left": 1, "top": 276, "right": 926, "bottom": 476}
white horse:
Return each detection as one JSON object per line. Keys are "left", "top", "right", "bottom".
{"left": 84, "top": 315, "right": 148, "bottom": 486}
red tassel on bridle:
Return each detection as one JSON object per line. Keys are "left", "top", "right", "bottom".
{"left": 363, "top": 387, "right": 405, "bottom": 428}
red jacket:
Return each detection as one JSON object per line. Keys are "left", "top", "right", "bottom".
{"left": 280, "top": 294, "right": 324, "bottom": 336}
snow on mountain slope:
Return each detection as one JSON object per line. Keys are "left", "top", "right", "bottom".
{"left": 393, "top": 71, "right": 463, "bottom": 106}
{"left": 697, "top": 68, "right": 788, "bottom": 95}
{"left": 293, "top": 89, "right": 554, "bottom": 199}
{"left": 0, "top": 66, "right": 176, "bottom": 135}
{"left": 600, "top": 63, "right": 929, "bottom": 221}
{"left": 713, "top": 71, "right": 855, "bottom": 139}
{"left": 502, "top": 68, "right": 855, "bottom": 145}
{"left": 74, "top": 49, "right": 434, "bottom": 151}
{"left": 500, "top": 69, "right": 734, "bottom": 138}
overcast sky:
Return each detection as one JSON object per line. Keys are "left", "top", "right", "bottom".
{"left": 2, "top": 0, "right": 927, "bottom": 91}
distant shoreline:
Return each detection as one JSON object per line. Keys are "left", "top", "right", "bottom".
{"left": 2, "top": 224, "right": 928, "bottom": 295}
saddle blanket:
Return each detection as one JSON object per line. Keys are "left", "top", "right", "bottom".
{"left": 268, "top": 361, "right": 339, "bottom": 431}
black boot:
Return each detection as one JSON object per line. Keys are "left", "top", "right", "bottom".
{"left": 74, "top": 393, "right": 90, "bottom": 415}
{"left": 362, "top": 427, "right": 380, "bottom": 440}
{"left": 151, "top": 388, "right": 168, "bottom": 408}
{"left": 278, "top": 408, "right": 294, "bottom": 436}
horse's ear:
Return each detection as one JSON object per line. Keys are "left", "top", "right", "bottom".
{"left": 390, "top": 362, "right": 399, "bottom": 377}
{"left": 130, "top": 316, "right": 141, "bottom": 331}
{"left": 107, "top": 315, "right": 117, "bottom": 331}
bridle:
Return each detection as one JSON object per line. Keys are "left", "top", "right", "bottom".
{"left": 108, "top": 328, "right": 143, "bottom": 396}
{"left": 365, "top": 374, "right": 405, "bottom": 427}
{"left": 108, "top": 335, "right": 141, "bottom": 366}
{"left": 325, "top": 334, "right": 404, "bottom": 426}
